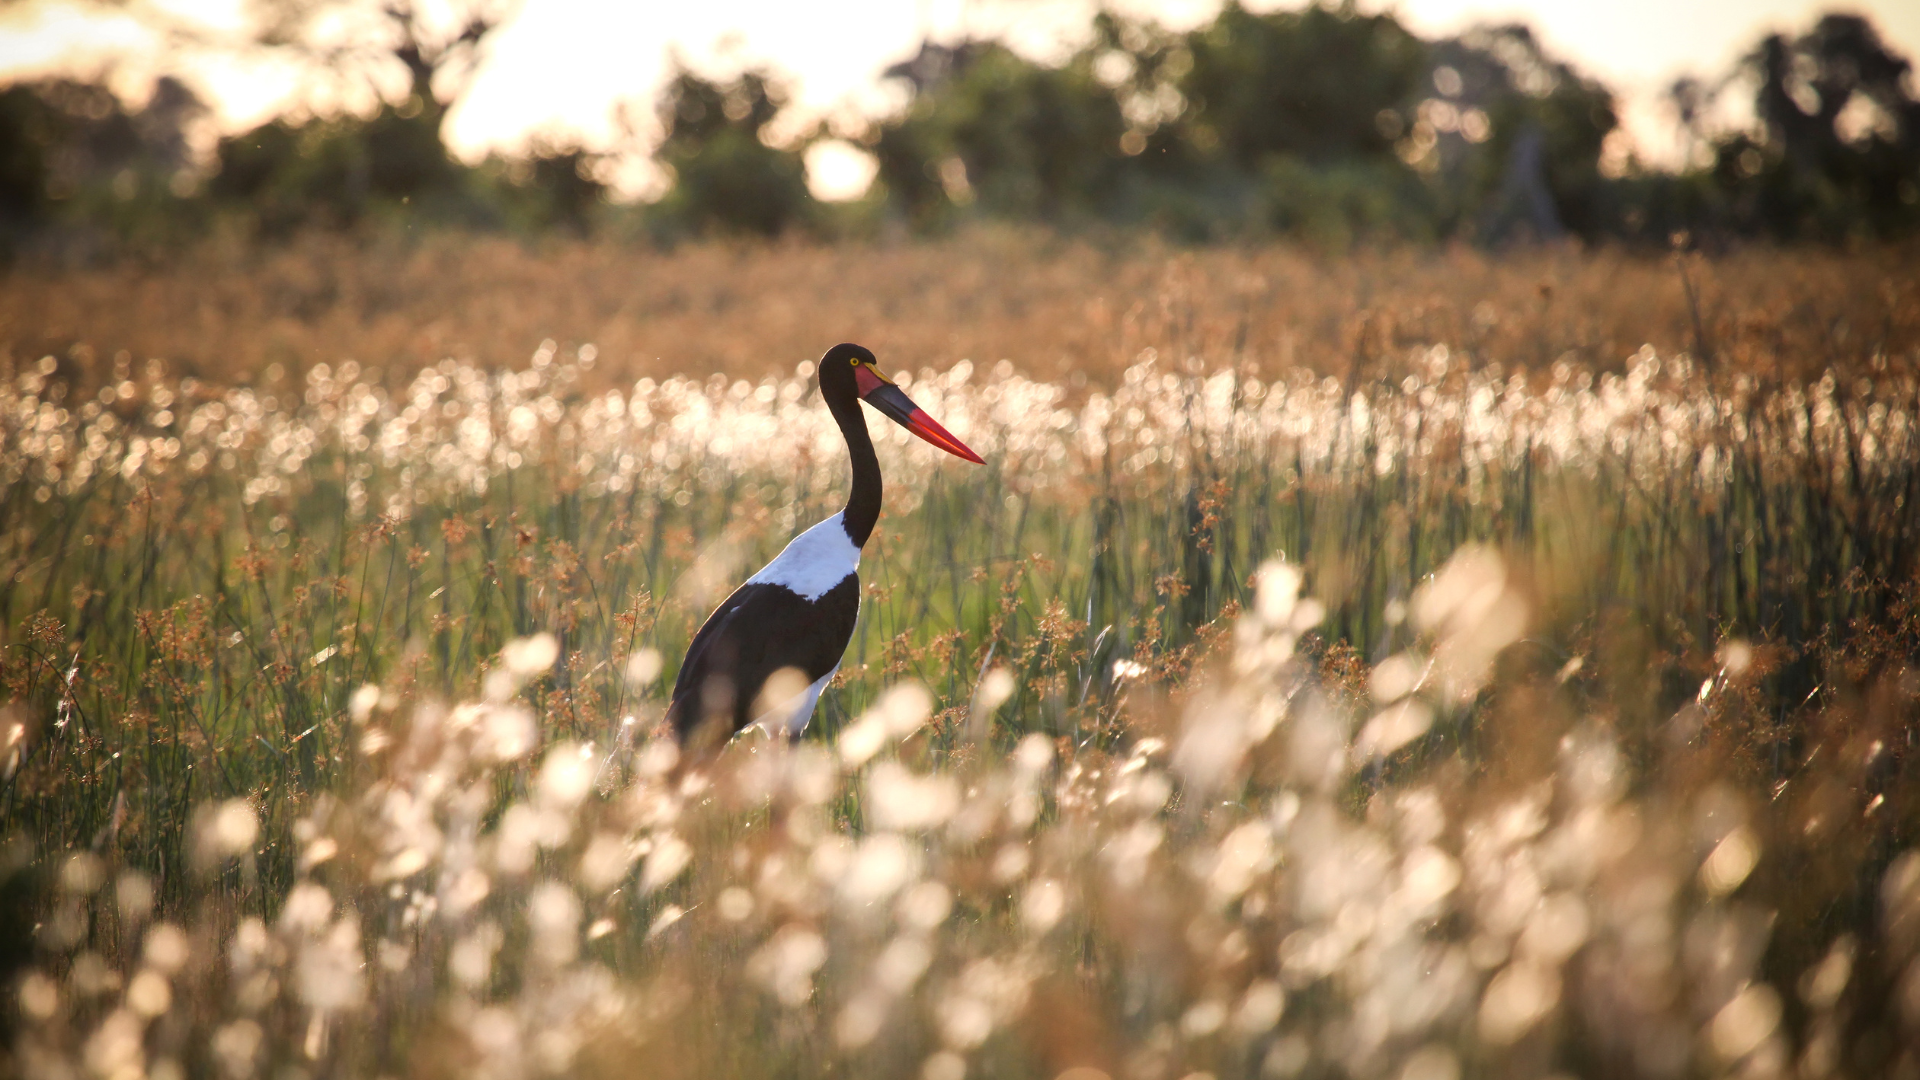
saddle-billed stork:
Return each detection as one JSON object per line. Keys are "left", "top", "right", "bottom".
{"left": 668, "top": 343, "right": 983, "bottom": 750}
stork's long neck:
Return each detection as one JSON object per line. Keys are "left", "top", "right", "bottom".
{"left": 829, "top": 389, "right": 881, "bottom": 548}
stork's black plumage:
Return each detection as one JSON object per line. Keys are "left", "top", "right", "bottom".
{"left": 667, "top": 343, "right": 983, "bottom": 750}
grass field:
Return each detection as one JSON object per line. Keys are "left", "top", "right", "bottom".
{"left": 4, "top": 237, "right": 1920, "bottom": 1078}
{"left": 8, "top": 234, "right": 1917, "bottom": 391}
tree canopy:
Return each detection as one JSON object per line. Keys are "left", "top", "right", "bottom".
{"left": 0, "top": 2, "right": 1914, "bottom": 253}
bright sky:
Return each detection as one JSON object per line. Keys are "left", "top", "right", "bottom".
{"left": 3, "top": 0, "right": 1917, "bottom": 199}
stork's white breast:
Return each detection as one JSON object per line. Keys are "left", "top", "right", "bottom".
{"left": 750, "top": 666, "right": 838, "bottom": 739}
{"left": 747, "top": 511, "right": 862, "bottom": 601}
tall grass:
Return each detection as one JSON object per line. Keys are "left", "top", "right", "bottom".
{"left": 3, "top": 292, "right": 1919, "bottom": 1074}
{"left": 6, "top": 234, "right": 1916, "bottom": 391}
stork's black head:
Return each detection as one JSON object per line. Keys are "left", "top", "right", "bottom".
{"left": 817, "top": 342, "right": 878, "bottom": 401}
{"left": 816, "top": 343, "right": 983, "bottom": 464}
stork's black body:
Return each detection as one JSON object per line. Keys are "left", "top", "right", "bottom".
{"left": 666, "top": 558, "right": 861, "bottom": 743}
{"left": 667, "top": 343, "right": 982, "bottom": 750}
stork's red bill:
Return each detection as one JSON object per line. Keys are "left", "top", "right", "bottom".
{"left": 853, "top": 361, "right": 985, "bottom": 464}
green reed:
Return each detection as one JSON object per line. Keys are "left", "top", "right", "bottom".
{"left": 1, "top": 348, "right": 1916, "bottom": 908}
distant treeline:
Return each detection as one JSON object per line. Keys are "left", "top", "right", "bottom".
{"left": 3, "top": 2, "right": 1917, "bottom": 254}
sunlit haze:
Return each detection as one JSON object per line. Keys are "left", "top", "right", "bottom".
{"left": 2, "top": 0, "right": 1917, "bottom": 199}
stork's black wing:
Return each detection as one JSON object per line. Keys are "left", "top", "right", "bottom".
{"left": 667, "top": 575, "right": 860, "bottom": 744}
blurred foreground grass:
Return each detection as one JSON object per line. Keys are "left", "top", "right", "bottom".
{"left": 3, "top": 249, "right": 1920, "bottom": 1075}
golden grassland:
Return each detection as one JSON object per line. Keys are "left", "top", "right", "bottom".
{"left": 3, "top": 237, "right": 1920, "bottom": 1079}
{"left": 4, "top": 232, "right": 1917, "bottom": 391}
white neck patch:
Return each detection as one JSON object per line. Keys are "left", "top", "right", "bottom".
{"left": 746, "top": 511, "right": 862, "bottom": 601}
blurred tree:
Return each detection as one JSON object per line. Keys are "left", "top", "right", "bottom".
{"left": 520, "top": 144, "right": 607, "bottom": 233}
{"left": 205, "top": 0, "right": 512, "bottom": 231}
{"left": 1172, "top": 3, "right": 1431, "bottom": 242}
{"left": 208, "top": 108, "right": 463, "bottom": 233}
{"left": 869, "top": 5, "right": 1438, "bottom": 241}
{"left": 0, "top": 89, "right": 51, "bottom": 232}
{"left": 481, "top": 140, "right": 608, "bottom": 234}
{"left": 1174, "top": 2, "right": 1426, "bottom": 168}
{"left": 1717, "top": 14, "right": 1920, "bottom": 238}
{"left": 1668, "top": 75, "right": 1717, "bottom": 167}
{"left": 7, "top": 0, "right": 1918, "bottom": 249}
{"left": 871, "top": 40, "right": 1128, "bottom": 227}
{"left": 856, "top": 5, "right": 1908, "bottom": 246}
{"left": 1258, "top": 156, "right": 1437, "bottom": 248}
{"left": 649, "top": 62, "right": 812, "bottom": 237}
{"left": 0, "top": 76, "right": 207, "bottom": 253}
{"left": 1420, "top": 25, "right": 1620, "bottom": 242}
{"left": 248, "top": 0, "right": 508, "bottom": 127}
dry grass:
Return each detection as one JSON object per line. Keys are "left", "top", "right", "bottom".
{"left": 4, "top": 237, "right": 1920, "bottom": 1077}
{"left": 4, "top": 232, "right": 1917, "bottom": 392}
{"left": 8, "top": 565, "right": 1920, "bottom": 1079}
